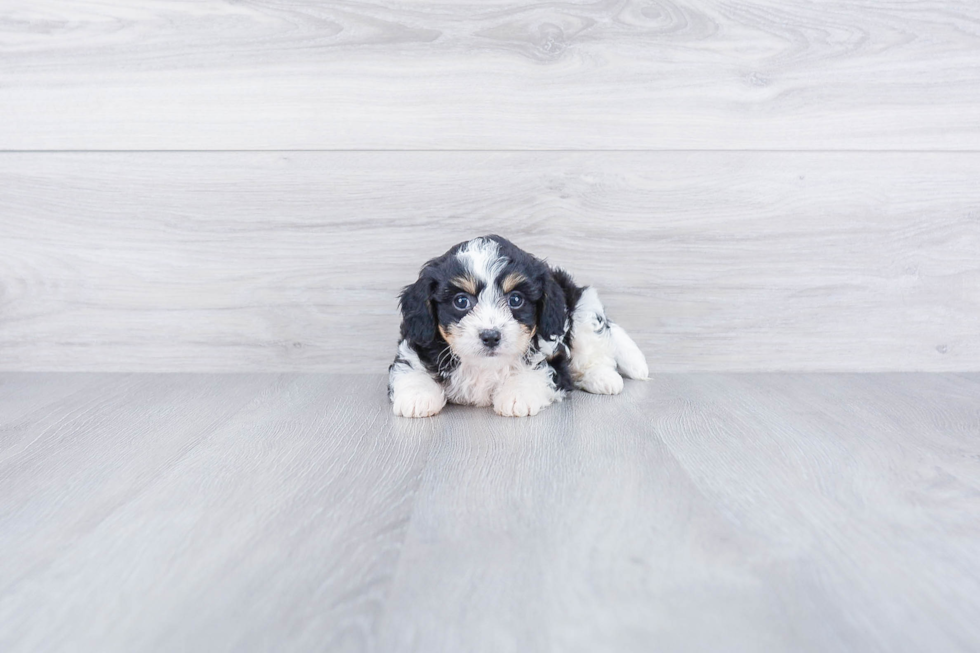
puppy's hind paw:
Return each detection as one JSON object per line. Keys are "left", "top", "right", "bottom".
{"left": 616, "top": 350, "right": 649, "bottom": 381}
{"left": 392, "top": 388, "right": 446, "bottom": 418}
{"left": 577, "top": 367, "right": 625, "bottom": 395}
{"left": 609, "top": 323, "right": 649, "bottom": 380}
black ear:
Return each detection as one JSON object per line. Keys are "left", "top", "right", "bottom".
{"left": 399, "top": 272, "right": 437, "bottom": 345}
{"left": 538, "top": 271, "right": 568, "bottom": 340}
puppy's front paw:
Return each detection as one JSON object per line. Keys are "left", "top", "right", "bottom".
{"left": 392, "top": 388, "right": 446, "bottom": 418}
{"left": 493, "top": 388, "right": 548, "bottom": 417}
{"left": 577, "top": 367, "right": 624, "bottom": 395}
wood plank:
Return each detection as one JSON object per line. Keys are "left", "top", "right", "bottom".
{"left": 1, "top": 373, "right": 979, "bottom": 651}
{"left": 1, "top": 151, "right": 977, "bottom": 372}
{"left": 0, "top": 374, "right": 435, "bottom": 652}
{"left": 2, "top": 1, "right": 980, "bottom": 150}
{"left": 376, "top": 373, "right": 980, "bottom": 652}
{"left": 0, "top": 373, "right": 122, "bottom": 430}
{"left": 378, "top": 380, "right": 783, "bottom": 652}
{"left": 651, "top": 373, "right": 980, "bottom": 652}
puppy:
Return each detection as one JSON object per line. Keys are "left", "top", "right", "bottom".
{"left": 389, "top": 235, "right": 649, "bottom": 417}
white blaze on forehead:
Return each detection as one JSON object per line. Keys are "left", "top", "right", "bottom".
{"left": 458, "top": 238, "right": 507, "bottom": 288}
{"left": 457, "top": 237, "right": 513, "bottom": 331}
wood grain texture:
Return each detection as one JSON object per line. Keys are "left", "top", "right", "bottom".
{"left": 378, "top": 373, "right": 980, "bottom": 652}
{"left": 0, "top": 374, "right": 436, "bottom": 652}
{"left": 1, "top": 151, "right": 978, "bottom": 372}
{"left": 1, "top": 373, "right": 979, "bottom": 652}
{"left": 2, "top": 0, "right": 980, "bottom": 150}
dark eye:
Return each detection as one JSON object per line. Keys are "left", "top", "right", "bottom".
{"left": 453, "top": 294, "right": 472, "bottom": 311}
{"left": 508, "top": 292, "right": 525, "bottom": 309}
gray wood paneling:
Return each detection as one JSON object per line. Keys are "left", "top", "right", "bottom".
{"left": 2, "top": 372, "right": 979, "bottom": 651}
{"left": 1, "top": 151, "right": 978, "bottom": 372}
{"left": 2, "top": 0, "right": 980, "bottom": 150}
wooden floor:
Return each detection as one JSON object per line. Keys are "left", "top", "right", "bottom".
{"left": 2, "top": 373, "right": 979, "bottom": 652}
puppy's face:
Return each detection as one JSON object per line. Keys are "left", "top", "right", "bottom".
{"left": 399, "top": 236, "right": 567, "bottom": 365}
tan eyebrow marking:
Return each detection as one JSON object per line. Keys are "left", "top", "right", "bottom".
{"left": 452, "top": 275, "right": 478, "bottom": 295}
{"left": 501, "top": 272, "right": 527, "bottom": 293}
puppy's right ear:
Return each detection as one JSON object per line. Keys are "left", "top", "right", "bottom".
{"left": 399, "top": 271, "right": 437, "bottom": 345}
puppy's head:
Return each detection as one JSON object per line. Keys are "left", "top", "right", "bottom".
{"left": 399, "top": 236, "right": 567, "bottom": 363}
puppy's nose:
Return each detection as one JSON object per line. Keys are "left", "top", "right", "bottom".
{"left": 480, "top": 329, "right": 501, "bottom": 349}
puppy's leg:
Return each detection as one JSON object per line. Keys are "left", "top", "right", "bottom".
{"left": 569, "top": 287, "right": 645, "bottom": 394}
{"left": 493, "top": 364, "right": 562, "bottom": 417}
{"left": 389, "top": 340, "right": 446, "bottom": 418}
{"left": 609, "top": 322, "right": 649, "bottom": 380}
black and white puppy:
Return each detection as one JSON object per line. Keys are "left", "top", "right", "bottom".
{"left": 389, "top": 235, "right": 648, "bottom": 417}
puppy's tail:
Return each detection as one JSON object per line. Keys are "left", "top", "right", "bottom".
{"left": 609, "top": 322, "right": 649, "bottom": 380}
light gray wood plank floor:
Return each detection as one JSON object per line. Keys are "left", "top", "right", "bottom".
{"left": 2, "top": 373, "right": 978, "bottom": 652}
{"left": 3, "top": 1, "right": 980, "bottom": 150}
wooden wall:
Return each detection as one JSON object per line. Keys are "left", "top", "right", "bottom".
{"left": 1, "top": 1, "right": 979, "bottom": 372}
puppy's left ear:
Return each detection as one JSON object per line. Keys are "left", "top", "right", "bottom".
{"left": 538, "top": 271, "right": 567, "bottom": 340}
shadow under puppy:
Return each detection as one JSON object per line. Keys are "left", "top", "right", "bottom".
{"left": 389, "top": 235, "right": 648, "bottom": 417}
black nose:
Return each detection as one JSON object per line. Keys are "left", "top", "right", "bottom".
{"left": 480, "top": 329, "right": 501, "bottom": 349}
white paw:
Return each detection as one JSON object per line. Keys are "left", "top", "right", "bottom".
{"left": 610, "top": 323, "right": 649, "bottom": 380}
{"left": 617, "top": 351, "right": 649, "bottom": 381}
{"left": 392, "top": 388, "right": 446, "bottom": 418}
{"left": 493, "top": 389, "right": 548, "bottom": 417}
{"left": 577, "top": 367, "right": 624, "bottom": 395}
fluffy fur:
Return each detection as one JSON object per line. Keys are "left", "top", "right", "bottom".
{"left": 389, "top": 235, "right": 648, "bottom": 418}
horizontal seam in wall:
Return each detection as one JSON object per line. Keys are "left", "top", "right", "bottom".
{"left": 1, "top": 149, "right": 980, "bottom": 154}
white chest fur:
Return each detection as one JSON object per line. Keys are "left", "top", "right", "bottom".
{"left": 444, "top": 358, "right": 519, "bottom": 407}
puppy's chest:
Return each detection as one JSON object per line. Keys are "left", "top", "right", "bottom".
{"left": 444, "top": 362, "right": 516, "bottom": 407}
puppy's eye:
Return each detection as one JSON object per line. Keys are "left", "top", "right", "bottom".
{"left": 508, "top": 292, "right": 525, "bottom": 309}
{"left": 453, "top": 294, "right": 472, "bottom": 311}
